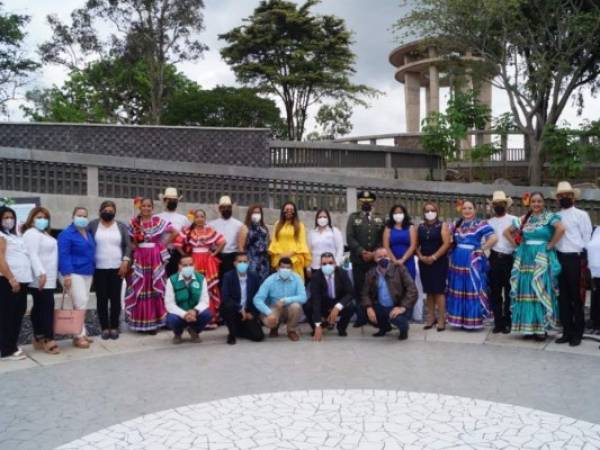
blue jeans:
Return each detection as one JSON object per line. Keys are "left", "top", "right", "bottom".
{"left": 373, "top": 304, "right": 412, "bottom": 332}
{"left": 166, "top": 310, "right": 212, "bottom": 336}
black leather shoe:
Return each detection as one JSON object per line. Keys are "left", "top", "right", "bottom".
{"left": 337, "top": 328, "right": 348, "bottom": 337}
{"left": 502, "top": 326, "right": 511, "bottom": 334}
{"left": 533, "top": 333, "right": 547, "bottom": 342}
{"left": 492, "top": 326, "right": 504, "bottom": 334}
{"left": 569, "top": 337, "right": 582, "bottom": 347}
{"left": 398, "top": 330, "right": 408, "bottom": 340}
{"left": 353, "top": 320, "right": 367, "bottom": 328}
{"left": 372, "top": 329, "right": 388, "bottom": 337}
{"left": 227, "top": 334, "right": 236, "bottom": 345}
{"left": 555, "top": 335, "right": 571, "bottom": 344}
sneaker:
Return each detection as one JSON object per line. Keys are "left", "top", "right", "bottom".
{"left": 1, "top": 352, "right": 26, "bottom": 361}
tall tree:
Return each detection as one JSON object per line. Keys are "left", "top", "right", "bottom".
{"left": 396, "top": 0, "right": 600, "bottom": 185}
{"left": 40, "top": 0, "right": 207, "bottom": 124}
{"left": 0, "top": 2, "right": 38, "bottom": 114}
{"left": 219, "top": 0, "right": 376, "bottom": 140}
{"left": 306, "top": 100, "right": 353, "bottom": 140}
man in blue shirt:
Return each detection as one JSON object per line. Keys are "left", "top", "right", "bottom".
{"left": 253, "top": 257, "right": 307, "bottom": 341}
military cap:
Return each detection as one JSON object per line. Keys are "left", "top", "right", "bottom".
{"left": 357, "top": 190, "right": 376, "bottom": 202}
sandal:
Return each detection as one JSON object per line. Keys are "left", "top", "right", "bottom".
{"left": 72, "top": 337, "right": 90, "bottom": 349}
{"left": 43, "top": 339, "right": 60, "bottom": 355}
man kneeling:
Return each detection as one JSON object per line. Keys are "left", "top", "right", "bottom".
{"left": 362, "top": 247, "right": 417, "bottom": 340}
{"left": 165, "top": 254, "right": 213, "bottom": 344}
{"left": 253, "top": 257, "right": 307, "bottom": 341}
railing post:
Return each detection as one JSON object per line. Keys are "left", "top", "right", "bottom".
{"left": 385, "top": 152, "right": 392, "bottom": 169}
{"left": 346, "top": 187, "right": 357, "bottom": 215}
{"left": 87, "top": 166, "right": 99, "bottom": 197}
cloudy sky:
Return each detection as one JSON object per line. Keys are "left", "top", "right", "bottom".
{"left": 3, "top": 0, "right": 598, "bottom": 138}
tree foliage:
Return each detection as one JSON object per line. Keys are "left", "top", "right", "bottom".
{"left": 219, "top": 0, "right": 376, "bottom": 140}
{"left": 544, "top": 120, "right": 600, "bottom": 179}
{"left": 306, "top": 100, "right": 353, "bottom": 140}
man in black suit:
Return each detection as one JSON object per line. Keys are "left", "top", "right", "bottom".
{"left": 220, "top": 253, "right": 265, "bottom": 345}
{"left": 305, "top": 252, "right": 355, "bottom": 341}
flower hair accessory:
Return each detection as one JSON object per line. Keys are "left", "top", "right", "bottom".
{"left": 521, "top": 192, "right": 531, "bottom": 207}
{"left": 455, "top": 199, "right": 464, "bottom": 213}
{"left": 133, "top": 196, "right": 143, "bottom": 210}
{"left": 187, "top": 209, "right": 195, "bottom": 222}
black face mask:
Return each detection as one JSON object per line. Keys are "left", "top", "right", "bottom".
{"left": 166, "top": 200, "right": 178, "bottom": 211}
{"left": 221, "top": 209, "right": 233, "bottom": 219}
{"left": 559, "top": 197, "right": 574, "bottom": 209}
{"left": 493, "top": 205, "right": 506, "bottom": 216}
{"left": 100, "top": 211, "right": 115, "bottom": 222}
{"left": 361, "top": 202, "right": 372, "bottom": 212}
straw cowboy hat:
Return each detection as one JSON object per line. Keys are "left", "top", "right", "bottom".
{"left": 218, "top": 195, "right": 233, "bottom": 206}
{"left": 158, "top": 187, "right": 183, "bottom": 201}
{"left": 491, "top": 190, "right": 513, "bottom": 208}
{"left": 552, "top": 181, "right": 581, "bottom": 199}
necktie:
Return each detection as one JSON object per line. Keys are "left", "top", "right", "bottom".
{"left": 327, "top": 275, "right": 335, "bottom": 299}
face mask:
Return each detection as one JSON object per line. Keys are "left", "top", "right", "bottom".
{"left": 493, "top": 205, "right": 506, "bottom": 216}
{"left": 221, "top": 209, "right": 233, "bottom": 219}
{"left": 361, "top": 202, "right": 372, "bottom": 212}
{"left": 236, "top": 262, "right": 249, "bottom": 274}
{"left": 181, "top": 266, "right": 195, "bottom": 278}
{"left": 321, "top": 264, "right": 335, "bottom": 276}
{"left": 317, "top": 217, "right": 329, "bottom": 227}
{"left": 424, "top": 211, "right": 437, "bottom": 221}
{"left": 278, "top": 268, "right": 292, "bottom": 280}
{"left": 251, "top": 213, "right": 262, "bottom": 223}
{"left": 559, "top": 197, "right": 574, "bottom": 209}
{"left": 100, "top": 211, "right": 115, "bottom": 222}
{"left": 377, "top": 258, "right": 390, "bottom": 269}
{"left": 34, "top": 218, "right": 48, "bottom": 231}
{"left": 2, "top": 219, "right": 15, "bottom": 231}
{"left": 393, "top": 213, "right": 405, "bottom": 224}
{"left": 166, "top": 200, "right": 178, "bottom": 211}
{"left": 73, "top": 217, "right": 89, "bottom": 228}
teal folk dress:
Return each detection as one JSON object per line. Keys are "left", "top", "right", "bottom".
{"left": 510, "top": 211, "right": 561, "bottom": 334}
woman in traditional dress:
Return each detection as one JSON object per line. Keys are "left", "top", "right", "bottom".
{"left": 238, "top": 205, "right": 270, "bottom": 282}
{"left": 446, "top": 200, "right": 497, "bottom": 330}
{"left": 503, "top": 192, "right": 564, "bottom": 341}
{"left": 124, "top": 197, "right": 175, "bottom": 333}
{"left": 175, "top": 209, "right": 225, "bottom": 322}
{"left": 268, "top": 201, "right": 311, "bottom": 280}
{"left": 383, "top": 204, "right": 417, "bottom": 279}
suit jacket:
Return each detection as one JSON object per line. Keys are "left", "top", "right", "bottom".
{"left": 361, "top": 264, "right": 417, "bottom": 309}
{"left": 309, "top": 267, "right": 354, "bottom": 323}
{"left": 221, "top": 269, "right": 261, "bottom": 316}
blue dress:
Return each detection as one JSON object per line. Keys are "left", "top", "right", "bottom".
{"left": 447, "top": 219, "right": 494, "bottom": 329}
{"left": 246, "top": 223, "right": 270, "bottom": 282}
{"left": 389, "top": 226, "right": 416, "bottom": 279}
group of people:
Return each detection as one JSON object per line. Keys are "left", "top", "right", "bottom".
{"left": 0, "top": 180, "right": 598, "bottom": 361}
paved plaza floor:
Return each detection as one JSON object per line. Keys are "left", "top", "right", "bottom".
{"left": 0, "top": 324, "right": 599, "bottom": 449}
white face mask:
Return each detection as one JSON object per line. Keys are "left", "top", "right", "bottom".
{"left": 2, "top": 218, "right": 15, "bottom": 231}
{"left": 424, "top": 211, "right": 437, "bottom": 221}
{"left": 251, "top": 213, "right": 261, "bottom": 223}
{"left": 393, "top": 213, "right": 405, "bottom": 224}
{"left": 317, "top": 217, "right": 329, "bottom": 228}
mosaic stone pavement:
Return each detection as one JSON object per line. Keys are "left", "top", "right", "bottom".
{"left": 58, "top": 390, "right": 600, "bottom": 450}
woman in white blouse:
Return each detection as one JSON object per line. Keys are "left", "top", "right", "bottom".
{"left": 22, "top": 207, "right": 60, "bottom": 355}
{"left": 308, "top": 209, "right": 345, "bottom": 274}
{"left": 0, "top": 205, "right": 33, "bottom": 360}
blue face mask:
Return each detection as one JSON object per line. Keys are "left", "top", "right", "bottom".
{"left": 73, "top": 216, "right": 89, "bottom": 228}
{"left": 321, "top": 264, "right": 335, "bottom": 276}
{"left": 181, "top": 266, "right": 195, "bottom": 278}
{"left": 377, "top": 258, "right": 390, "bottom": 269}
{"left": 236, "top": 262, "right": 249, "bottom": 274}
{"left": 278, "top": 268, "right": 292, "bottom": 280}
{"left": 34, "top": 218, "right": 49, "bottom": 231}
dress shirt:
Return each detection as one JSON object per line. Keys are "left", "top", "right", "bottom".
{"left": 158, "top": 211, "right": 190, "bottom": 232}
{"left": 586, "top": 227, "right": 600, "bottom": 278}
{"left": 22, "top": 228, "right": 58, "bottom": 288}
{"left": 164, "top": 273, "right": 210, "bottom": 318}
{"left": 556, "top": 206, "right": 592, "bottom": 253}
{"left": 488, "top": 214, "right": 517, "bottom": 254}
{"left": 0, "top": 232, "right": 33, "bottom": 283}
{"left": 239, "top": 274, "right": 248, "bottom": 310}
{"left": 209, "top": 217, "right": 243, "bottom": 254}
{"left": 252, "top": 271, "right": 307, "bottom": 316}
{"left": 377, "top": 271, "right": 393, "bottom": 307}
{"left": 308, "top": 226, "right": 345, "bottom": 269}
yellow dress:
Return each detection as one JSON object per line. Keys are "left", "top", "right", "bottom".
{"left": 269, "top": 221, "right": 311, "bottom": 279}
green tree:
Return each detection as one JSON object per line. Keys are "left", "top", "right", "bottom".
{"left": 396, "top": 0, "right": 600, "bottom": 185}
{"left": 544, "top": 120, "right": 600, "bottom": 179}
{"left": 0, "top": 2, "right": 39, "bottom": 114}
{"left": 219, "top": 0, "right": 376, "bottom": 140}
{"left": 306, "top": 100, "right": 353, "bottom": 140}
{"left": 40, "top": 0, "right": 207, "bottom": 124}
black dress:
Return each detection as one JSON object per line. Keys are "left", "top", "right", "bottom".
{"left": 418, "top": 220, "right": 449, "bottom": 294}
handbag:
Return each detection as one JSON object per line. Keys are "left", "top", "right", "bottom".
{"left": 54, "top": 292, "right": 86, "bottom": 335}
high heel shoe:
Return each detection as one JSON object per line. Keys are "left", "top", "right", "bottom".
{"left": 423, "top": 319, "right": 437, "bottom": 330}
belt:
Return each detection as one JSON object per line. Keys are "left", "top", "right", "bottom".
{"left": 491, "top": 250, "right": 513, "bottom": 257}
{"left": 192, "top": 248, "right": 210, "bottom": 253}
{"left": 525, "top": 240, "right": 545, "bottom": 246}
{"left": 557, "top": 251, "right": 582, "bottom": 256}
{"left": 138, "top": 243, "right": 156, "bottom": 248}
{"left": 457, "top": 244, "right": 476, "bottom": 250}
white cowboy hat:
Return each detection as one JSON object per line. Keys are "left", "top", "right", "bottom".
{"left": 158, "top": 187, "right": 183, "bottom": 201}
{"left": 552, "top": 181, "right": 581, "bottom": 199}
{"left": 491, "top": 190, "right": 513, "bottom": 208}
{"left": 218, "top": 195, "right": 233, "bottom": 207}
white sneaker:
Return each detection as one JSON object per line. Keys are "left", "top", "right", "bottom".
{"left": 13, "top": 348, "right": 24, "bottom": 357}
{"left": 1, "top": 352, "right": 26, "bottom": 361}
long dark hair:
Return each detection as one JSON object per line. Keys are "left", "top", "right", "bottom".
{"left": 275, "top": 201, "right": 299, "bottom": 240}
{"left": 386, "top": 204, "right": 411, "bottom": 229}
{"left": 189, "top": 209, "right": 206, "bottom": 231}
{"left": 521, "top": 191, "right": 544, "bottom": 230}
{"left": 244, "top": 204, "right": 267, "bottom": 229}
{"left": 454, "top": 199, "right": 476, "bottom": 230}
{"left": 0, "top": 206, "right": 17, "bottom": 235}
{"left": 314, "top": 208, "right": 333, "bottom": 229}
{"left": 22, "top": 207, "right": 51, "bottom": 233}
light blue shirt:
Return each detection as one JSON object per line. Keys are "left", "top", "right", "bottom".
{"left": 377, "top": 271, "right": 393, "bottom": 307}
{"left": 239, "top": 274, "right": 247, "bottom": 310}
{"left": 253, "top": 271, "right": 307, "bottom": 316}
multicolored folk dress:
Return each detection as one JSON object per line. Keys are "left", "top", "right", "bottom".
{"left": 175, "top": 226, "right": 224, "bottom": 319}
{"left": 246, "top": 223, "right": 270, "bottom": 282}
{"left": 447, "top": 219, "right": 494, "bottom": 329}
{"left": 510, "top": 211, "right": 561, "bottom": 334}
{"left": 124, "top": 216, "right": 174, "bottom": 331}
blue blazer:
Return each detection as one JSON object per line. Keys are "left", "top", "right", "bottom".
{"left": 221, "top": 269, "right": 261, "bottom": 316}
{"left": 58, "top": 224, "right": 96, "bottom": 276}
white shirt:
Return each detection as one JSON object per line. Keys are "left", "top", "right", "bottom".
{"left": 164, "top": 273, "right": 210, "bottom": 318}
{"left": 556, "top": 206, "right": 592, "bottom": 253}
{"left": 308, "top": 226, "right": 345, "bottom": 269}
{"left": 22, "top": 228, "right": 58, "bottom": 289}
{"left": 158, "top": 211, "right": 191, "bottom": 232}
{"left": 0, "top": 233, "right": 33, "bottom": 283}
{"left": 94, "top": 222, "right": 123, "bottom": 269}
{"left": 209, "top": 217, "right": 243, "bottom": 254}
{"left": 586, "top": 227, "right": 600, "bottom": 278}
{"left": 239, "top": 274, "right": 247, "bottom": 310}
{"left": 488, "top": 214, "right": 517, "bottom": 255}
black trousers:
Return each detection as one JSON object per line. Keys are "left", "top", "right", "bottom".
{"left": 303, "top": 297, "right": 355, "bottom": 332}
{"left": 557, "top": 252, "right": 585, "bottom": 339}
{"left": 220, "top": 304, "right": 264, "bottom": 341}
{"left": 28, "top": 288, "right": 55, "bottom": 339}
{"left": 218, "top": 253, "right": 237, "bottom": 284}
{"left": 165, "top": 249, "right": 182, "bottom": 277}
{"left": 489, "top": 251, "right": 513, "bottom": 329}
{"left": 0, "top": 278, "right": 27, "bottom": 357}
{"left": 94, "top": 269, "right": 122, "bottom": 330}
{"left": 591, "top": 278, "right": 600, "bottom": 330}
{"left": 352, "top": 262, "right": 374, "bottom": 324}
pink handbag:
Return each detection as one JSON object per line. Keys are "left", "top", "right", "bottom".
{"left": 54, "top": 293, "right": 86, "bottom": 335}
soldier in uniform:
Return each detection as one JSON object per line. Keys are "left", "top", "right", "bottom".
{"left": 346, "top": 191, "right": 385, "bottom": 327}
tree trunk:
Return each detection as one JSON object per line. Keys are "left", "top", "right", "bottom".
{"left": 527, "top": 133, "right": 543, "bottom": 186}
